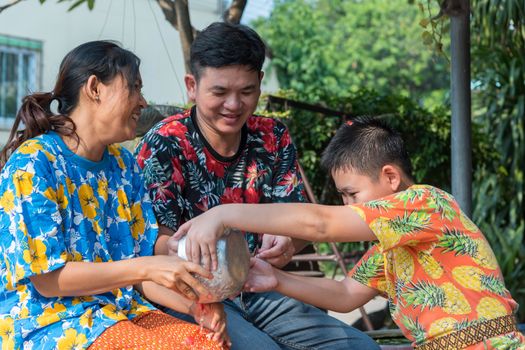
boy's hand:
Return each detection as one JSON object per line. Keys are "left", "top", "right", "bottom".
{"left": 190, "top": 302, "right": 231, "bottom": 348}
{"left": 256, "top": 234, "right": 295, "bottom": 268}
{"left": 243, "top": 257, "right": 278, "bottom": 292}
{"left": 173, "top": 209, "right": 226, "bottom": 271}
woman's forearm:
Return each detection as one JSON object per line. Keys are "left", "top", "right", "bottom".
{"left": 30, "top": 257, "right": 151, "bottom": 298}
{"left": 137, "top": 281, "right": 193, "bottom": 314}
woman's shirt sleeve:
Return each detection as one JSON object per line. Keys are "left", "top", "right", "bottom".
{"left": 0, "top": 148, "right": 67, "bottom": 286}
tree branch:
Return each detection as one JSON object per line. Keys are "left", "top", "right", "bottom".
{"left": 223, "top": 0, "right": 247, "bottom": 24}
{"left": 155, "top": 0, "right": 201, "bottom": 74}
{"left": 434, "top": 0, "right": 468, "bottom": 19}
{"left": 174, "top": 0, "right": 194, "bottom": 73}
{"left": 0, "top": 0, "right": 25, "bottom": 14}
{"left": 157, "top": 0, "right": 178, "bottom": 29}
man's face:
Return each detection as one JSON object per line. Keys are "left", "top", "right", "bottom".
{"left": 332, "top": 168, "right": 396, "bottom": 205}
{"left": 185, "top": 65, "right": 263, "bottom": 137}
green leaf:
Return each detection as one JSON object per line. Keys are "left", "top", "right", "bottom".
{"left": 421, "top": 30, "right": 433, "bottom": 45}
{"left": 67, "top": 0, "right": 88, "bottom": 11}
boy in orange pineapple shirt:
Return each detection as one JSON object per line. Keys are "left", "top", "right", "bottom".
{"left": 173, "top": 116, "right": 525, "bottom": 350}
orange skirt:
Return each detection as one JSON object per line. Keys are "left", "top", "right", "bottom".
{"left": 88, "top": 310, "right": 224, "bottom": 350}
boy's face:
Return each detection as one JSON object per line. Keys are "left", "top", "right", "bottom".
{"left": 332, "top": 167, "right": 399, "bottom": 205}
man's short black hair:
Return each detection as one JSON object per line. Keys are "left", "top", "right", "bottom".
{"left": 190, "top": 22, "right": 266, "bottom": 81}
{"left": 321, "top": 116, "right": 414, "bottom": 181}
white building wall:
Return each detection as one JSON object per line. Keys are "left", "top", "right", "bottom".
{"left": 0, "top": 0, "right": 221, "bottom": 104}
{"left": 0, "top": 0, "right": 278, "bottom": 145}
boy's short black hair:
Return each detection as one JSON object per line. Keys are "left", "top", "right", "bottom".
{"left": 190, "top": 22, "right": 266, "bottom": 81}
{"left": 321, "top": 116, "right": 414, "bottom": 181}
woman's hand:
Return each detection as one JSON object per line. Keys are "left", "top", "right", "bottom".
{"left": 243, "top": 257, "right": 278, "bottom": 293}
{"left": 173, "top": 208, "right": 227, "bottom": 271}
{"left": 190, "top": 302, "right": 231, "bottom": 348}
{"left": 143, "top": 255, "right": 212, "bottom": 301}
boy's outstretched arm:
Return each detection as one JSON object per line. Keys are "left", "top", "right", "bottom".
{"left": 174, "top": 203, "right": 376, "bottom": 269}
{"left": 244, "top": 257, "right": 378, "bottom": 313}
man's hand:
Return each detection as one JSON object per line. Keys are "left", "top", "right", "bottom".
{"left": 256, "top": 234, "right": 295, "bottom": 268}
{"left": 190, "top": 302, "right": 231, "bottom": 348}
{"left": 243, "top": 258, "right": 278, "bottom": 293}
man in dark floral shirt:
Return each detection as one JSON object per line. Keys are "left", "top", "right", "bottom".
{"left": 136, "top": 22, "right": 378, "bottom": 350}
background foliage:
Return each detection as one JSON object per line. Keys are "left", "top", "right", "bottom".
{"left": 255, "top": 0, "right": 450, "bottom": 107}
{"left": 469, "top": 0, "right": 525, "bottom": 321}
{"left": 256, "top": 0, "right": 525, "bottom": 321}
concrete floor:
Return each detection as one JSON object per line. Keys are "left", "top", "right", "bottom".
{"left": 328, "top": 297, "right": 414, "bottom": 350}
{"left": 328, "top": 296, "right": 388, "bottom": 326}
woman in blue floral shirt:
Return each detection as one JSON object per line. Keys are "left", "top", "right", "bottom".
{"left": 0, "top": 41, "right": 228, "bottom": 350}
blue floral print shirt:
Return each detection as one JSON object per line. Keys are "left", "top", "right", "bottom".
{"left": 0, "top": 132, "right": 158, "bottom": 350}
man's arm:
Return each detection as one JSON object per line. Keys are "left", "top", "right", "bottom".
{"left": 155, "top": 224, "right": 176, "bottom": 255}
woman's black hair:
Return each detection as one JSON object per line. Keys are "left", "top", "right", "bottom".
{"left": 0, "top": 40, "right": 140, "bottom": 169}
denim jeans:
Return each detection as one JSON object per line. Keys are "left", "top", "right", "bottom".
{"left": 163, "top": 291, "right": 380, "bottom": 350}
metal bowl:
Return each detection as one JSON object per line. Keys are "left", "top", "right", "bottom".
{"left": 177, "top": 228, "right": 250, "bottom": 303}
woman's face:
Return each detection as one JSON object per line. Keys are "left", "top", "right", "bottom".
{"left": 96, "top": 72, "right": 147, "bottom": 144}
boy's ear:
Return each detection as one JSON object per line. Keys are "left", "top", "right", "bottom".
{"left": 380, "top": 165, "right": 402, "bottom": 192}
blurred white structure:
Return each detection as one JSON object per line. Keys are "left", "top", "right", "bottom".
{"left": 0, "top": 0, "right": 278, "bottom": 144}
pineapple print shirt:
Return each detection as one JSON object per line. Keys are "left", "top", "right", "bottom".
{"left": 348, "top": 185, "right": 519, "bottom": 347}
{"left": 135, "top": 107, "right": 306, "bottom": 253}
{"left": 0, "top": 132, "right": 158, "bottom": 350}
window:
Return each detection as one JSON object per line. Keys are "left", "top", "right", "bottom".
{"left": 0, "top": 35, "right": 42, "bottom": 128}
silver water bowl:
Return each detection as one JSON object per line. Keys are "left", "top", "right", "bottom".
{"left": 177, "top": 228, "right": 250, "bottom": 303}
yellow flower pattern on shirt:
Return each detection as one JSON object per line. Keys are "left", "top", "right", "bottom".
{"left": 116, "top": 188, "right": 131, "bottom": 221}
{"left": 56, "top": 328, "right": 88, "bottom": 350}
{"left": 36, "top": 303, "right": 67, "bottom": 327}
{"left": 0, "top": 190, "right": 14, "bottom": 213}
{"left": 22, "top": 236, "right": 49, "bottom": 274}
{"left": 13, "top": 170, "right": 34, "bottom": 197}
{"left": 78, "top": 184, "right": 98, "bottom": 219}
{"left": 0, "top": 132, "right": 158, "bottom": 350}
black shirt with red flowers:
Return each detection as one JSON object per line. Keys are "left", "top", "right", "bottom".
{"left": 135, "top": 107, "right": 306, "bottom": 252}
